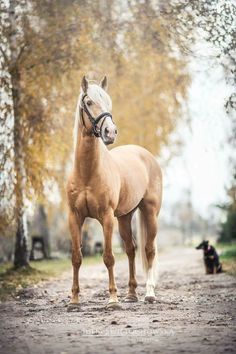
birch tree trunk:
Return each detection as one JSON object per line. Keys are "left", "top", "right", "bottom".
{"left": 0, "top": 0, "right": 15, "bottom": 230}
{"left": 12, "top": 66, "right": 29, "bottom": 267}
{"left": 11, "top": 0, "right": 30, "bottom": 267}
{"left": 1, "top": 0, "right": 30, "bottom": 267}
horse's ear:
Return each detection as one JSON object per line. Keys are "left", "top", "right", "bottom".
{"left": 100, "top": 76, "right": 108, "bottom": 91}
{"left": 81, "top": 75, "right": 88, "bottom": 93}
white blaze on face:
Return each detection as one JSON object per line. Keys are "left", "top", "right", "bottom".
{"left": 101, "top": 116, "right": 117, "bottom": 144}
{"left": 103, "top": 116, "right": 114, "bottom": 130}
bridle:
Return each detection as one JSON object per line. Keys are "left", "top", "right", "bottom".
{"left": 80, "top": 93, "right": 113, "bottom": 137}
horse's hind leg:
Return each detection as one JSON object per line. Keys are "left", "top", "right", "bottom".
{"left": 118, "top": 212, "right": 138, "bottom": 302}
{"left": 139, "top": 198, "right": 160, "bottom": 303}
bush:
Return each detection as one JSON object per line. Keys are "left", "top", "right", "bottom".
{"left": 219, "top": 210, "right": 236, "bottom": 242}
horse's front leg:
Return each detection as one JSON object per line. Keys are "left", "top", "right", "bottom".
{"left": 68, "top": 210, "right": 84, "bottom": 307}
{"left": 102, "top": 211, "right": 120, "bottom": 309}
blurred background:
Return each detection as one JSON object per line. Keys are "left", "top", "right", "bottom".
{"left": 0, "top": 0, "right": 235, "bottom": 267}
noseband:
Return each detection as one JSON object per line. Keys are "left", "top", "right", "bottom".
{"left": 81, "top": 94, "right": 113, "bottom": 137}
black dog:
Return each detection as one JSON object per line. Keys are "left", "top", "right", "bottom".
{"left": 196, "top": 240, "right": 222, "bottom": 274}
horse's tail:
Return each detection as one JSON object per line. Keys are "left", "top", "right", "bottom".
{"left": 136, "top": 209, "right": 158, "bottom": 280}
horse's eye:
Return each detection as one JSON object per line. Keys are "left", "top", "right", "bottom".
{"left": 87, "top": 100, "right": 93, "bottom": 106}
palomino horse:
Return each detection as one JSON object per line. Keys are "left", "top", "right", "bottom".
{"left": 67, "top": 76, "right": 162, "bottom": 309}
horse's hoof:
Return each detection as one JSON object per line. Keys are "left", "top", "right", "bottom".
{"left": 67, "top": 302, "right": 81, "bottom": 312}
{"left": 124, "top": 294, "right": 138, "bottom": 303}
{"left": 106, "top": 301, "right": 122, "bottom": 310}
{"left": 144, "top": 296, "right": 156, "bottom": 304}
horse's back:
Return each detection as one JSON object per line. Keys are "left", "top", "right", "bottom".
{"left": 110, "top": 144, "right": 155, "bottom": 157}
{"left": 110, "top": 144, "right": 161, "bottom": 178}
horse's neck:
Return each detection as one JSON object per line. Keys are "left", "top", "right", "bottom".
{"left": 74, "top": 128, "right": 105, "bottom": 180}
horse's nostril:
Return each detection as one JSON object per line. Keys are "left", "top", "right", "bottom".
{"left": 105, "top": 127, "right": 109, "bottom": 135}
{"left": 115, "top": 129, "right": 117, "bottom": 134}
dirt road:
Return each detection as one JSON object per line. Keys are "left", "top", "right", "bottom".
{"left": 0, "top": 248, "right": 235, "bottom": 354}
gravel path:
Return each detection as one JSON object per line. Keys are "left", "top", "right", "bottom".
{"left": 0, "top": 248, "right": 235, "bottom": 354}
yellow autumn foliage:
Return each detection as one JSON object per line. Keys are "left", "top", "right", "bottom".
{"left": 14, "top": 0, "right": 189, "bottom": 203}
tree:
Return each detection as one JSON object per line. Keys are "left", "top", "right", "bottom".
{"left": 0, "top": 0, "right": 30, "bottom": 267}
{"left": 162, "top": 0, "right": 236, "bottom": 160}
{"left": 0, "top": 0, "right": 15, "bottom": 233}
{"left": 218, "top": 177, "right": 236, "bottom": 242}
{"left": 83, "top": 0, "right": 190, "bottom": 154}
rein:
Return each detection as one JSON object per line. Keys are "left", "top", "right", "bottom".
{"left": 81, "top": 94, "right": 113, "bottom": 137}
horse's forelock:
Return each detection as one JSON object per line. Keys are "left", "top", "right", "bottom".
{"left": 87, "top": 84, "right": 112, "bottom": 112}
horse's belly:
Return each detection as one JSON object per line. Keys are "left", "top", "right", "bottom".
{"left": 111, "top": 145, "right": 160, "bottom": 217}
{"left": 115, "top": 201, "right": 139, "bottom": 217}
{"left": 115, "top": 177, "right": 147, "bottom": 217}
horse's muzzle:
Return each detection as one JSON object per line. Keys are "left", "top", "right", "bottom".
{"left": 103, "top": 126, "right": 117, "bottom": 145}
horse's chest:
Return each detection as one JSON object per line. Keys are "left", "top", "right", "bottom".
{"left": 75, "top": 188, "right": 110, "bottom": 219}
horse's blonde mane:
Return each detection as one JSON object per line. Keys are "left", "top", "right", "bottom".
{"left": 73, "top": 83, "right": 112, "bottom": 148}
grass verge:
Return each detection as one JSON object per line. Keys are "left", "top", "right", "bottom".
{"left": 0, "top": 253, "right": 124, "bottom": 301}
{"left": 218, "top": 243, "right": 236, "bottom": 276}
